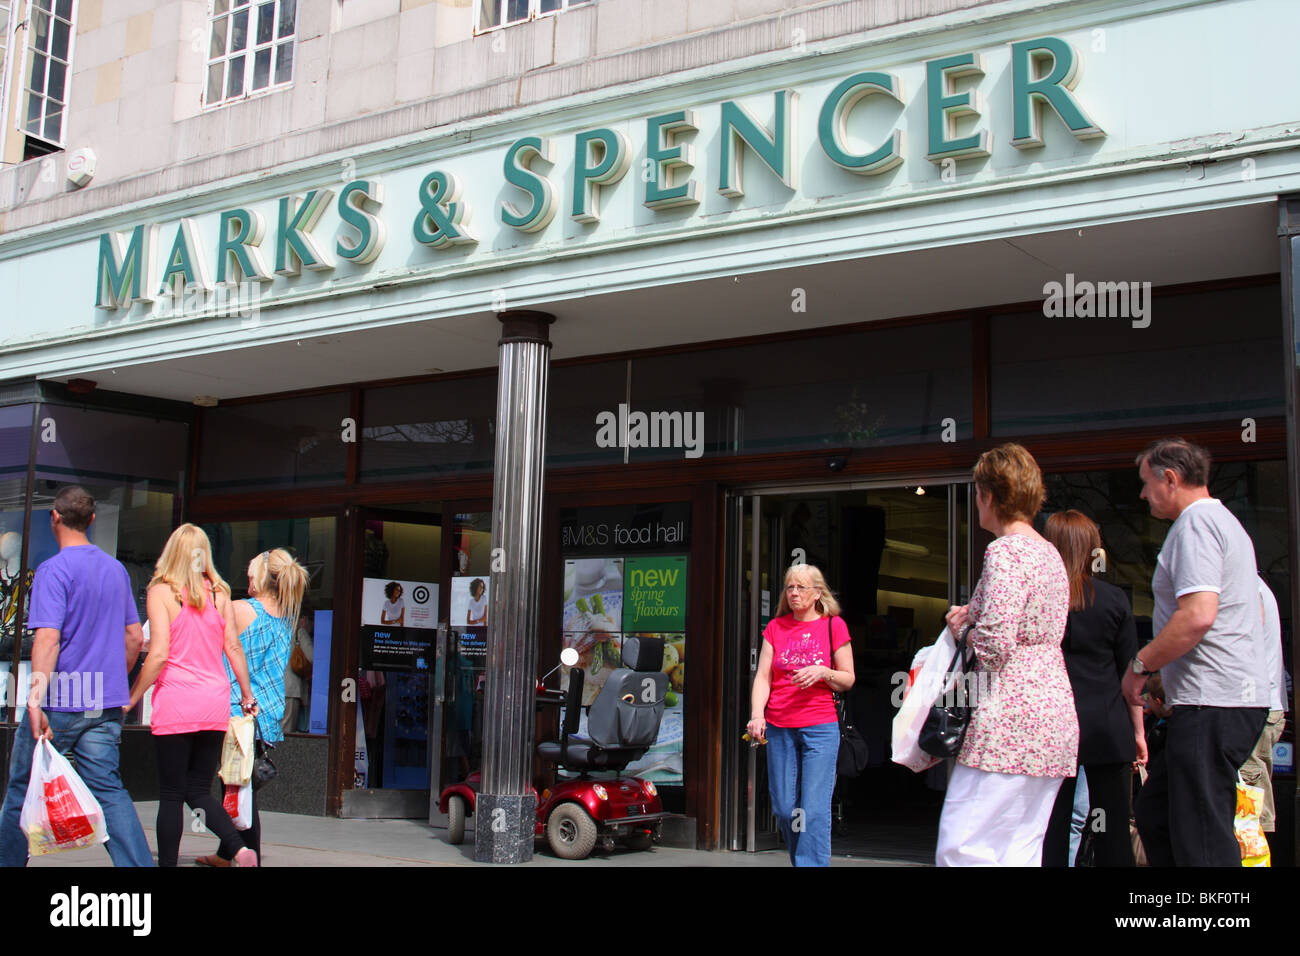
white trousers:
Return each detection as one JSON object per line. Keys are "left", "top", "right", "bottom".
{"left": 936, "top": 763, "right": 1064, "bottom": 866}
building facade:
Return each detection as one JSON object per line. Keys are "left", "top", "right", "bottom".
{"left": 1, "top": 0, "right": 1298, "bottom": 857}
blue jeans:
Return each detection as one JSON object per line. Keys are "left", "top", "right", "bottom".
{"left": 0, "top": 708, "right": 154, "bottom": 867}
{"left": 765, "top": 721, "right": 839, "bottom": 867}
{"left": 1068, "top": 765, "right": 1089, "bottom": 867}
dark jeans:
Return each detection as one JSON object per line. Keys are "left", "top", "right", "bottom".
{"left": 1043, "top": 762, "right": 1135, "bottom": 866}
{"left": 1134, "top": 705, "right": 1267, "bottom": 866}
{"left": 155, "top": 731, "right": 245, "bottom": 867}
{"left": 0, "top": 708, "right": 154, "bottom": 867}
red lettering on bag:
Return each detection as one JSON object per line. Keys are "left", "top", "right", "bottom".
{"left": 44, "top": 775, "right": 94, "bottom": 843}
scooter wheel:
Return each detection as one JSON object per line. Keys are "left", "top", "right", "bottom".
{"left": 546, "top": 803, "right": 597, "bottom": 860}
{"left": 622, "top": 831, "right": 654, "bottom": 852}
{"left": 446, "top": 795, "right": 467, "bottom": 845}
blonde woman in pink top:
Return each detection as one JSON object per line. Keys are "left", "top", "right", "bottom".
{"left": 747, "top": 564, "right": 855, "bottom": 866}
{"left": 129, "top": 525, "right": 258, "bottom": 867}
{"left": 936, "top": 444, "right": 1078, "bottom": 866}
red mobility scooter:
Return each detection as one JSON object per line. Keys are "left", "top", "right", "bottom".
{"left": 439, "top": 636, "right": 670, "bottom": 859}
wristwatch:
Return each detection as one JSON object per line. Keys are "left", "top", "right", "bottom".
{"left": 1130, "top": 656, "right": 1149, "bottom": 675}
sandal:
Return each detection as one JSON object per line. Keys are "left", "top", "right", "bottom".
{"left": 195, "top": 854, "right": 230, "bottom": 868}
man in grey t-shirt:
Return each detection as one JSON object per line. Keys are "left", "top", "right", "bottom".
{"left": 1123, "top": 439, "right": 1269, "bottom": 866}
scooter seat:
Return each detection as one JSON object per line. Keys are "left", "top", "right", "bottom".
{"left": 538, "top": 738, "right": 641, "bottom": 772}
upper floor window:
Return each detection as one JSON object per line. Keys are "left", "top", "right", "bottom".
{"left": 478, "top": 0, "right": 589, "bottom": 32}
{"left": 205, "top": 0, "right": 296, "bottom": 107}
{"left": 22, "top": 0, "right": 75, "bottom": 151}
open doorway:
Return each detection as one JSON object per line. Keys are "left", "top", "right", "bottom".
{"left": 725, "top": 482, "right": 974, "bottom": 862}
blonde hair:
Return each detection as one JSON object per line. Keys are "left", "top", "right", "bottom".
{"left": 775, "top": 564, "right": 842, "bottom": 618}
{"left": 249, "top": 548, "right": 310, "bottom": 629}
{"left": 150, "top": 524, "right": 230, "bottom": 609}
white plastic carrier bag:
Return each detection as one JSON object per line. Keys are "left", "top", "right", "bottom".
{"left": 891, "top": 626, "right": 959, "bottom": 773}
{"left": 20, "top": 738, "right": 109, "bottom": 855}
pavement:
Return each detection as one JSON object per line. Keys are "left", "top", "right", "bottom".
{"left": 28, "top": 801, "right": 922, "bottom": 867}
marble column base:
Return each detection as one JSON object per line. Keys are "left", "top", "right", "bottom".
{"left": 474, "top": 792, "right": 538, "bottom": 864}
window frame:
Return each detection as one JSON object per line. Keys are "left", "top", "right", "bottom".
{"left": 18, "top": 0, "right": 77, "bottom": 150}
{"left": 475, "top": 0, "right": 590, "bottom": 35}
{"left": 202, "top": 0, "right": 297, "bottom": 111}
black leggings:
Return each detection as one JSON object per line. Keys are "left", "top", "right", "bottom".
{"left": 1042, "top": 762, "right": 1136, "bottom": 867}
{"left": 155, "top": 731, "right": 245, "bottom": 867}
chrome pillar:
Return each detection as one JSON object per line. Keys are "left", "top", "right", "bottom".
{"left": 476, "top": 310, "right": 554, "bottom": 864}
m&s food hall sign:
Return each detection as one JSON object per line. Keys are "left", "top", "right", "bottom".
{"left": 95, "top": 36, "right": 1103, "bottom": 313}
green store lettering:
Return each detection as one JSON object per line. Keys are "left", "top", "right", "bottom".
{"left": 96, "top": 36, "right": 1101, "bottom": 311}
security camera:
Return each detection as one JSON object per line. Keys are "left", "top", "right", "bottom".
{"left": 827, "top": 456, "right": 847, "bottom": 472}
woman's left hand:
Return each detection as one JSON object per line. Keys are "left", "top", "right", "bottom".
{"left": 791, "top": 665, "right": 827, "bottom": 689}
{"left": 241, "top": 696, "right": 259, "bottom": 715}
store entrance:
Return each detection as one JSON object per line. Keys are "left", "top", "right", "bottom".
{"left": 723, "top": 482, "right": 974, "bottom": 862}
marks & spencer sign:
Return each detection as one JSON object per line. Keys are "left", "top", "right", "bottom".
{"left": 94, "top": 36, "right": 1103, "bottom": 314}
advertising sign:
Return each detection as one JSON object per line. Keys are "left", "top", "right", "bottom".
{"left": 360, "top": 578, "right": 438, "bottom": 671}
{"left": 449, "top": 576, "right": 489, "bottom": 628}
{"left": 561, "top": 553, "right": 687, "bottom": 785}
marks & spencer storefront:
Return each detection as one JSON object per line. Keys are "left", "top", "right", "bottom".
{"left": 2, "top": 0, "right": 1299, "bottom": 855}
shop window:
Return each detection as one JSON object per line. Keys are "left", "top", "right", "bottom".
{"left": 198, "top": 391, "right": 349, "bottom": 492}
{"left": 0, "top": 405, "right": 34, "bottom": 723}
{"left": 205, "top": 0, "right": 296, "bottom": 107}
{"left": 360, "top": 378, "right": 496, "bottom": 481}
{"left": 1041, "top": 460, "right": 1289, "bottom": 633}
{"left": 19, "top": 405, "right": 189, "bottom": 724}
{"left": 991, "top": 283, "right": 1284, "bottom": 435}
{"left": 547, "top": 360, "right": 627, "bottom": 468}
{"left": 477, "top": 0, "right": 589, "bottom": 32}
{"left": 200, "top": 517, "right": 336, "bottom": 736}
{"left": 21, "top": 0, "right": 74, "bottom": 152}
{"left": 628, "top": 320, "right": 974, "bottom": 461}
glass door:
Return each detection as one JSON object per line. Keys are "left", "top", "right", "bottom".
{"left": 724, "top": 482, "right": 971, "bottom": 859}
{"left": 354, "top": 508, "right": 441, "bottom": 797}
{"left": 428, "top": 503, "right": 492, "bottom": 828}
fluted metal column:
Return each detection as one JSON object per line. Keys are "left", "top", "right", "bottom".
{"left": 476, "top": 310, "right": 554, "bottom": 863}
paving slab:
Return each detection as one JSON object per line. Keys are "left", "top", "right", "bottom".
{"left": 26, "top": 802, "right": 922, "bottom": 867}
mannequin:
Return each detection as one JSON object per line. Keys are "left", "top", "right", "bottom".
{"left": 0, "top": 532, "right": 19, "bottom": 580}
{"left": 0, "top": 531, "right": 31, "bottom": 655}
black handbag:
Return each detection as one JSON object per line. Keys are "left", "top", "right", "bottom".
{"left": 824, "top": 617, "right": 869, "bottom": 778}
{"left": 918, "top": 625, "right": 976, "bottom": 759}
{"left": 251, "top": 719, "right": 277, "bottom": 791}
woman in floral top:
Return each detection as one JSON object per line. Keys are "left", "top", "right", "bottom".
{"left": 935, "top": 443, "right": 1078, "bottom": 866}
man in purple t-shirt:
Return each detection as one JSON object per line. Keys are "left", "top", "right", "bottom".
{"left": 0, "top": 486, "right": 154, "bottom": 866}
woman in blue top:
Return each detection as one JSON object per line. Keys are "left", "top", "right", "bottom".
{"left": 198, "top": 548, "right": 308, "bottom": 867}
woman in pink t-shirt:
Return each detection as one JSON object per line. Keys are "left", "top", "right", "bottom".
{"left": 747, "top": 564, "right": 855, "bottom": 866}
{"left": 129, "top": 524, "right": 258, "bottom": 867}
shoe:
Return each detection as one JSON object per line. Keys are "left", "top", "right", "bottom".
{"left": 196, "top": 854, "right": 230, "bottom": 868}
{"left": 233, "top": 848, "right": 259, "bottom": 867}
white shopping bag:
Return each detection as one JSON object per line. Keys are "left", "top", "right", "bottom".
{"left": 222, "top": 782, "right": 254, "bottom": 831}
{"left": 20, "top": 738, "right": 110, "bottom": 855}
{"left": 891, "top": 626, "right": 959, "bottom": 773}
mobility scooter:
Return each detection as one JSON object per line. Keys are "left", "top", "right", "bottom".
{"left": 439, "top": 636, "right": 670, "bottom": 859}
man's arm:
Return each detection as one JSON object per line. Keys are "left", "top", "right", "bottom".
{"left": 124, "top": 622, "right": 143, "bottom": 665}
{"left": 1139, "top": 591, "right": 1218, "bottom": 671}
{"left": 27, "top": 627, "right": 59, "bottom": 740}
{"left": 1122, "top": 591, "right": 1218, "bottom": 705}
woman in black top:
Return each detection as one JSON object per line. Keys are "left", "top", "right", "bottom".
{"left": 1041, "top": 510, "right": 1146, "bottom": 866}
